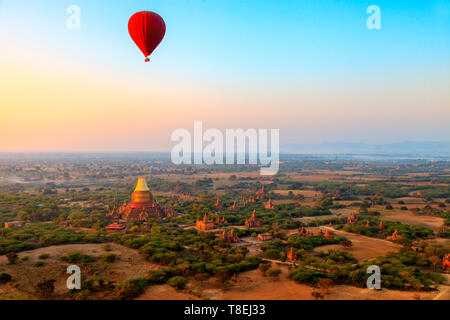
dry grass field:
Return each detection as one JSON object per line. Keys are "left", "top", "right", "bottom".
{"left": 377, "top": 208, "right": 444, "bottom": 233}
{"left": 313, "top": 227, "right": 402, "bottom": 262}
{"left": 137, "top": 264, "right": 449, "bottom": 300}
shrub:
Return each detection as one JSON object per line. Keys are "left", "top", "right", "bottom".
{"left": 38, "top": 254, "right": 49, "bottom": 260}
{"left": 266, "top": 269, "right": 282, "bottom": 278}
{"left": 33, "top": 261, "right": 45, "bottom": 268}
{"left": 6, "top": 252, "right": 18, "bottom": 265}
{"left": 115, "top": 278, "right": 148, "bottom": 300}
{"left": 101, "top": 253, "right": 117, "bottom": 263}
{"left": 60, "top": 252, "right": 96, "bottom": 264}
{"left": 36, "top": 279, "right": 56, "bottom": 298}
{"left": 168, "top": 276, "right": 188, "bottom": 290}
{"left": 311, "top": 291, "right": 324, "bottom": 300}
{"left": 289, "top": 268, "right": 328, "bottom": 285}
{"left": 263, "top": 249, "right": 280, "bottom": 260}
{"left": 0, "top": 273, "right": 12, "bottom": 284}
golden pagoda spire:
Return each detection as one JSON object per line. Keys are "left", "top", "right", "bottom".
{"left": 135, "top": 177, "right": 150, "bottom": 192}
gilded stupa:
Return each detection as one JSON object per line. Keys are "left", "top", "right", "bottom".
{"left": 130, "top": 177, "right": 153, "bottom": 207}
{"left": 108, "top": 177, "right": 175, "bottom": 221}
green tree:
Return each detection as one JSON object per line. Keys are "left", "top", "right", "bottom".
{"left": 6, "top": 252, "right": 18, "bottom": 264}
{"left": 36, "top": 279, "right": 56, "bottom": 298}
{"left": 259, "top": 262, "right": 271, "bottom": 276}
{"left": 168, "top": 276, "right": 188, "bottom": 290}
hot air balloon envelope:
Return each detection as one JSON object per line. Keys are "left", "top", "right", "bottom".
{"left": 128, "top": 11, "right": 166, "bottom": 60}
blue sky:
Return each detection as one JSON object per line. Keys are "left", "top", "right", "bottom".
{"left": 0, "top": 0, "right": 449, "bottom": 151}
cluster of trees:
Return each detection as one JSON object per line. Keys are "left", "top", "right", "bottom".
{"left": 0, "top": 222, "right": 103, "bottom": 255}
{"left": 289, "top": 247, "right": 446, "bottom": 292}
{"left": 109, "top": 228, "right": 261, "bottom": 283}
{"left": 334, "top": 214, "right": 434, "bottom": 242}
{"left": 259, "top": 233, "right": 346, "bottom": 261}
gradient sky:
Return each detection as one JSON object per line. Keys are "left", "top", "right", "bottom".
{"left": 0, "top": 0, "right": 449, "bottom": 151}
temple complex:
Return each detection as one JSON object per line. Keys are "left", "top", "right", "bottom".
{"left": 107, "top": 177, "right": 175, "bottom": 222}
{"left": 299, "top": 226, "right": 314, "bottom": 238}
{"left": 220, "top": 229, "right": 240, "bottom": 243}
{"left": 347, "top": 212, "right": 358, "bottom": 223}
{"left": 323, "top": 229, "right": 333, "bottom": 239}
{"left": 256, "top": 185, "right": 265, "bottom": 198}
{"left": 264, "top": 199, "right": 275, "bottom": 209}
{"left": 287, "top": 246, "right": 298, "bottom": 261}
{"left": 245, "top": 209, "right": 262, "bottom": 228}
{"left": 105, "top": 222, "right": 126, "bottom": 232}
{"left": 443, "top": 253, "right": 450, "bottom": 270}
{"left": 214, "top": 198, "right": 223, "bottom": 210}
{"left": 387, "top": 229, "right": 401, "bottom": 240}
{"left": 215, "top": 216, "right": 226, "bottom": 224}
{"left": 196, "top": 213, "right": 215, "bottom": 230}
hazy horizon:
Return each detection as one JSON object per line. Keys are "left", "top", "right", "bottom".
{"left": 0, "top": 141, "right": 449, "bottom": 156}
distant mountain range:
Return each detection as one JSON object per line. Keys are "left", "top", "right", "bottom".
{"left": 281, "top": 141, "right": 450, "bottom": 155}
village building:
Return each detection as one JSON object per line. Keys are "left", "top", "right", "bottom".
{"left": 4, "top": 221, "right": 23, "bottom": 229}
{"left": 257, "top": 233, "right": 273, "bottom": 241}
{"left": 105, "top": 222, "right": 126, "bottom": 233}
{"left": 245, "top": 210, "right": 262, "bottom": 228}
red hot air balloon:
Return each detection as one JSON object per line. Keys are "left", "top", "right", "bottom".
{"left": 128, "top": 11, "right": 166, "bottom": 62}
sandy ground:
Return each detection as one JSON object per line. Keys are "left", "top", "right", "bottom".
{"left": 377, "top": 209, "right": 445, "bottom": 234}
{"left": 0, "top": 242, "right": 447, "bottom": 300}
{"left": 0, "top": 243, "right": 158, "bottom": 299}
{"left": 273, "top": 189, "right": 321, "bottom": 198}
{"left": 140, "top": 265, "right": 449, "bottom": 300}
{"left": 213, "top": 265, "right": 448, "bottom": 300}
{"left": 313, "top": 227, "right": 402, "bottom": 262}
{"left": 294, "top": 208, "right": 354, "bottom": 223}
{"left": 137, "top": 284, "right": 200, "bottom": 300}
